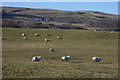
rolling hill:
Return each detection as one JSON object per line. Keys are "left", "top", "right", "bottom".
{"left": 2, "top": 7, "right": 119, "bottom": 31}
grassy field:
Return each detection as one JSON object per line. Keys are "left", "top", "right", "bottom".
{"left": 2, "top": 28, "right": 118, "bottom": 78}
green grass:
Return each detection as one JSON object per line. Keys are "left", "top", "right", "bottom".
{"left": 2, "top": 28, "right": 118, "bottom": 78}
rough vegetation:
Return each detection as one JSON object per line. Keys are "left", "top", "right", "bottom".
{"left": 2, "top": 7, "right": 119, "bottom": 31}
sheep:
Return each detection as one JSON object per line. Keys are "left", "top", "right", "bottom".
{"left": 50, "top": 48, "right": 54, "bottom": 51}
{"left": 110, "top": 31, "right": 114, "bottom": 33}
{"left": 1, "top": 37, "right": 7, "bottom": 40}
{"left": 45, "top": 39, "right": 48, "bottom": 42}
{"left": 94, "top": 30, "right": 96, "bottom": 31}
{"left": 22, "top": 33, "right": 26, "bottom": 36}
{"left": 23, "top": 37, "right": 27, "bottom": 40}
{"left": 57, "top": 36, "right": 60, "bottom": 39}
{"left": 57, "top": 36, "right": 62, "bottom": 39}
{"left": 45, "top": 33, "right": 51, "bottom": 36}
{"left": 32, "top": 56, "right": 42, "bottom": 62}
{"left": 27, "top": 27, "right": 29, "bottom": 29}
{"left": 1, "top": 36, "right": 3, "bottom": 39}
{"left": 35, "top": 33, "right": 39, "bottom": 36}
{"left": 92, "top": 57, "right": 101, "bottom": 62}
{"left": 61, "top": 56, "right": 71, "bottom": 61}
{"left": 45, "top": 33, "right": 48, "bottom": 36}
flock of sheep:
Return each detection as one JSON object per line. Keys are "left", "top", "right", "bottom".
{"left": 21, "top": 33, "right": 102, "bottom": 63}
{"left": 32, "top": 56, "right": 101, "bottom": 62}
{"left": 21, "top": 33, "right": 73, "bottom": 62}
{"left": 2, "top": 32, "right": 103, "bottom": 63}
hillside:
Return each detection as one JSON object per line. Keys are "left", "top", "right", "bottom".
{"left": 2, "top": 7, "right": 119, "bottom": 31}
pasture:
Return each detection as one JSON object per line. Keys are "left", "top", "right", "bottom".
{"left": 2, "top": 28, "right": 118, "bottom": 78}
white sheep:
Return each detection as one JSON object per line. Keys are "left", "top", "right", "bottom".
{"left": 35, "top": 33, "right": 38, "bottom": 36}
{"left": 22, "top": 33, "right": 26, "bottom": 36}
{"left": 57, "top": 36, "right": 60, "bottom": 39}
{"left": 61, "top": 56, "right": 71, "bottom": 61}
{"left": 32, "top": 56, "right": 42, "bottom": 62}
{"left": 1, "top": 36, "right": 3, "bottom": 39}
{"left": 92, "top": 57, "right": 101, "bottom": 62}
{"left": 1, "top": 37, "right": 6, "bottom": 40}
{"left": 45, "top": 33, "right": 48, "bottom": 36}
{"left": 50, "top": 48, "right": 54, "bottom": 51}
{"left": 57, "top": 36, "right": 62, "bottom": 39}
{"left": 110, "top": 31, "right": 114, "bottom": 33}
{"left": 45, "top": 39, "right": 48, "bottom": 42}
{"left": 27, "top": 27, "right": 29, "bottom": 29}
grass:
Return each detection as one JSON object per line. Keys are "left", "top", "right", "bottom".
{"left": 2, "top": 28, "right": 118, "bottom": 78}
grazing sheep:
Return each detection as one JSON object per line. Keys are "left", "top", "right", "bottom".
{"left": 61, "top": 56, "right": 71, "bottom": 61}
{"left": 57, "top": 36, "right": 60, "bottom": 39}
{"left": 35, "top": 33, "right": 38, "bottom": 36}
{"left": 32, "top": 56, "right": 42, "bottom": 62}
{"left": 57, "top": 36, "right": 62, "bottom": 39}
{"left": 45, "top": 33, "right": 48, "bottom": 36}
{"left": 23, "top": 37, "right": 27, "bottom": 40}
{"left": 27, "top": 27, "right": 29, "bottom": 29}
{"left": 22, "top": 33, "right": 26, "bottom": 36}
{"left": 1, "top": 36, "right": 3, "bottom": 39}
{"left": 50, "top": 48, "right": 54, "bottom": 51}
{"left": 45, "top": 39, "right": 48, "bottom": 42}
{"left": 110, "top": 31, "right": 113, "bottom": 33}
{"left": 1, "top": 37, "right": 7, "bottom": 40}
{"left": 94, "top": 30, "right": 96, "bottom": 31}
{"left": 45, "top": 33, "right": 51, "bottom": 36}
{"left": 92, "top": 57, "right": 101, "bottom": 62}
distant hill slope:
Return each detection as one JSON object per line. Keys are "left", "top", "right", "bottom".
{"left": 2, "top": 7, "right": 119, "bottom": 31}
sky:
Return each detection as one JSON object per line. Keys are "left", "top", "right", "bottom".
{"left": 2, "top": 2, "right": 118, "bottom": 15}
{"left": 2, "top": 0, "right": 120, "bottom": 2}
